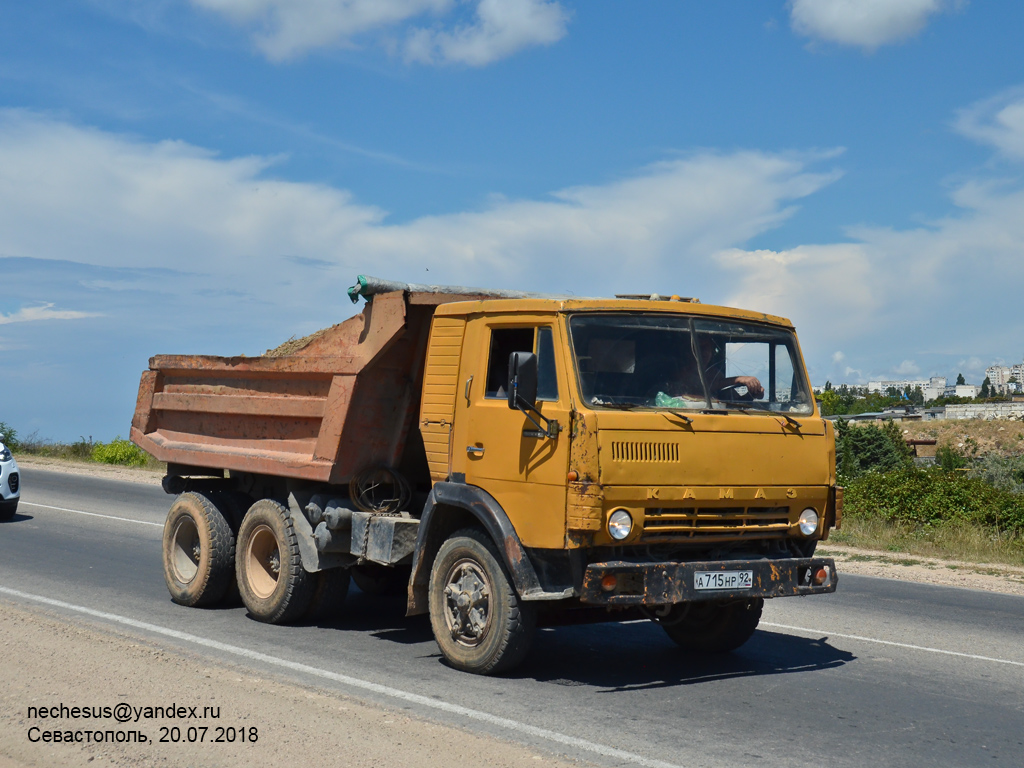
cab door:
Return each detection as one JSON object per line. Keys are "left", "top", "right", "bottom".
{"left": 451, "top": 317, "right": 571, "bottom": 549}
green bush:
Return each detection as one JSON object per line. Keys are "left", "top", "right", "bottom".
{"left": 844, "top": 466, "right": 1024, "bottom": 536}
{"left": 92, "top": 437, "right": 149, "bottom": 467}
{"left": 835, "top": 418, "right": 912, "bottom": 483}
{"left": 972, "top": 453, "right": 1024, "bottom": 495}
{"left": 0, "top": 421, "right": 19, "bottom": 451}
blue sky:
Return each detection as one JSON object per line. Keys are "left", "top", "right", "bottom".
{"left": 3, "top": 0, "right": 1024, "bottom": 442}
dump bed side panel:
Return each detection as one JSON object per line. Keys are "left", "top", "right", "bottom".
{"left": 131, "top": 291, "right": 416, "bottom": 482}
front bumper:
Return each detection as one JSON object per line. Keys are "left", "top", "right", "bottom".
{"left": 580, "top": 557, "right": 838, "bottom": 605}
{"left": 0, "top": 459, "right": 19, "bottom": 501}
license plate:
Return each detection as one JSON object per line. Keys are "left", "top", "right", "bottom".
{"left": 694, "top": 570, "right": 753, "bottom": 591}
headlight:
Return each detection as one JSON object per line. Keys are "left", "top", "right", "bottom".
{"left": 0, "top": 444, "right": 10, "bottom": 462}
{"left": 798, "top": 508, "right": 819, "bottom": 537}
{"left": 608, "top": 509, "right": 633, "bottom": 541}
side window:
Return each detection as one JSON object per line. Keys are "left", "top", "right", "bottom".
{"left": 536, "top": 326, "right": 558, "bottom": 401}
{"left": 485, "top": 328, "right": 534, "bottom": 398}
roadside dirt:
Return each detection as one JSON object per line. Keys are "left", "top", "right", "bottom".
{"left": 818, "top": 543, "right": 1024, "bottom": 597}
{"left": 0, "top": 602, "right": 592, "bottom": 768}
{"left": 16, "top": 456, "right": 164, "bottom": 487}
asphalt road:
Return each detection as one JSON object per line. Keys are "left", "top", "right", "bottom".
{"left": 3, "top": 467, "right": 1023, "bottom": 768}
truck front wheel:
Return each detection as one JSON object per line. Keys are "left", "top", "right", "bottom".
{"left": 236, "top": 499, "right": 314, "bottom": 623}
{"left": 162, "top": 492, "right": 235, "bottom": 607}
{"left": 659, "top": 598, "right": 763, "bottom": 653}
{"left": 428, "top": 529, "right": 536, "bottom": 675}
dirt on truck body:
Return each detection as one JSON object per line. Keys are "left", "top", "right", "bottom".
{"left": 131, "top": 274, "right": 840, "bottom": 674}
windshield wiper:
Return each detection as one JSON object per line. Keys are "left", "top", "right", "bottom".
{"left": 659, "top": 409, "right": 693, "bottom": 425}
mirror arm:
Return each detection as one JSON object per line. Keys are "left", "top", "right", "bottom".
{"left": 514, "top": 396, "right": 561, "bottom": 439}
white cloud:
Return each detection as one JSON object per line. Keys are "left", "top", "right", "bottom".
{"left": 717, "top": 242, "right": 879, "bottom": 339}
{"left": 717, "top": 159, "right": 1024, "bottom": 377}
{"left": 957, "top": 357, "right": 986, "bottom": 375}
{"left": 832, "top": 351, "right": 845, "bottom": 363}
{"left": 789, "top": 0, "right": 949, "bottom": 51}
{"left": 404, "top": 0, "right": 568, "bottom": 66}
{"left": 894, "top": 360, "right": 920, "bottom": 376}
{"left": 189, "top": 0, "right": 567, "bottom": 64}
{"left": 0, "top": 111, "right": 839, "bottom": 307}
{"left": 0, "top": 303, "right": 101, "bottom": 325}
{"left": 954, "top": 87, "right": 1024, "bottom": 161}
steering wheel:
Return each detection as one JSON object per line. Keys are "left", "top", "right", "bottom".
{"left": 716, "top": 382, "right": 754, "bottom": 402}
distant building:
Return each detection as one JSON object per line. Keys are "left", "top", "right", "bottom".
{"left": 984, "top": 363, "right": 1023, "bottom": 394}
{"left": 987, "top": 365, "right": 1012, "bottom": 387}
{"left": 955, "top": 384, "right": 980, "bottom": 398}
{"left": 867, "top": 376, "right": 946, "bottom": 402}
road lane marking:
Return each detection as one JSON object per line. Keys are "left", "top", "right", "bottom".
{"left": 20, "top": 502, "right": 162, "bottom": 528}
{"left": 0, "top": 586, "right": 683, "bottom": 768}
{"left": 762, "top": 621, "right": 1024, "bottom": 667}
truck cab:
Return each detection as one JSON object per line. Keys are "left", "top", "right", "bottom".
{"left": 409, "top": 298, "right": 839, "bottom": 671}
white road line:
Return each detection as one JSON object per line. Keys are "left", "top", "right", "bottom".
{"left": 762, "top": 621, "right": 1024, "bottom": 667}
{"left": 20, "top": 502, "right": 162, "bottom": 528}
{"left": 0, "top": 586, "right": 682, "bottom": 768}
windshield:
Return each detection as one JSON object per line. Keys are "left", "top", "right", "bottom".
{"left": 567, "top": 314, "right": 814, "bottom": 414}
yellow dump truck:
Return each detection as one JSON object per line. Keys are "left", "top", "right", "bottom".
{"left": 131, "top": 275, "right": 840, "bottom": 674}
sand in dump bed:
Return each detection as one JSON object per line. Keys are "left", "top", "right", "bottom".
{"left": 263, "top": 322, "right": 345, "bottom": 358}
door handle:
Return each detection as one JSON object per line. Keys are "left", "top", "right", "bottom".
{"left": 466, "top": 446, "right": 485, "bottom": 456}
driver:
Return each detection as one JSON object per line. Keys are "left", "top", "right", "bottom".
{"left": 696, "top": 336, "right": 764, "bottom": 400}
{"left": 653, "top": 337, "right": 764, "bottom": 401}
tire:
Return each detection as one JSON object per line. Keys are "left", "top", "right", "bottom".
{"left": 162, "top": 492, "right": 235, "bottom": 607}
{"left": 428, "top": 528, "right": 536, "bottom": 675}
{"left": 236, "top": 499, "right": 315, "bottom": 623}
{"left": 660, "top": 599, "right": 763, "bottom": 653}
{"left": 0, "top": 500, "right": 17, "bottom": 522}
{"left": 210, "top": 491, "right": 252, "bottom": 606}
{"left": 304, "top": 568, "right": 351, "bottom": 621}
{"left": 352, "top": 563, "right": 410, "bottom": 597}
{"left": 790, "top": 538, "right": 817, "bottom": 558}
{"left": 211, "top": 490, "right": 251, "bottom": 534}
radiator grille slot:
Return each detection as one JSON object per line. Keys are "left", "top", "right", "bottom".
{"left": 610, "top": 441, "right": 679, "bottom": 463}
{"left": 642, "top": 506, "right": 790, "bottom": 541}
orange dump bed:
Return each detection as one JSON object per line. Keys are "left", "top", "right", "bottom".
{"left": 131, "top": 290, "right": 469, "bottom": 484}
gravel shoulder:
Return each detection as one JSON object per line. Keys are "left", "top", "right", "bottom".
{"left": 0, "top": 601, "right": 592, "bottom": 768}
{"left": 818, "top": 543, "right": 1024, "bottom": 596}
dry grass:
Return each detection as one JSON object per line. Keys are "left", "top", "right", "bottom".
{"left": 828, "top": 516, "right": 1024, "bottom": 568}
{"left": 897, "top": 418, "right": 1024, "bottom": 458}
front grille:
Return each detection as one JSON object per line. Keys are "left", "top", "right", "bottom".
{"left": 8, "top": 472, "right": 18, "bottom": 493}
{"left": 642, "top": 506, "right": 790, "bottom": 541}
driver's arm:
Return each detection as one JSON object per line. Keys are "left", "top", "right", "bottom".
{"left": 717, "top": 375, "right": 764, "bottom": 399}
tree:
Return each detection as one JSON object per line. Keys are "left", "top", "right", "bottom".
{"left": 956, "top": 373, "right": 966, "bottom": 386}
{"left": 818, "top": 388, "right": 841, "bottom": 416}
{"left": 824, "top": 380, "right": 833, "bottom": 391}
{"left": 981, "top": 376, "right": 991, "bottom": 399}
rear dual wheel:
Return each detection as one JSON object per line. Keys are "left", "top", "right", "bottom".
{"left": 162, "top": 492, "right": 235, "bottom": 607}
{"left": 235, "top": 499, "right": 315, "bottom": 624}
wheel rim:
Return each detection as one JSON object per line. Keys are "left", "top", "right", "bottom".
{"left": 170, "top": 516, "right": 201, "bottom": 584}
{"left": 442, "top": 558, "right": 492, "bottom": 647}
{"left": 246, "top": 524, "right": 281, "bottom": 599}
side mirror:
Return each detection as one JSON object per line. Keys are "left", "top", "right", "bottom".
{"left": 507, "top": 351, "right": 538, "bottom": 411}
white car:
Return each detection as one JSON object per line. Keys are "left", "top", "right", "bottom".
{"left": 0, "top": 440, "right": 19, "bottom": 521}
